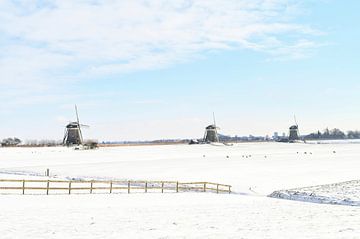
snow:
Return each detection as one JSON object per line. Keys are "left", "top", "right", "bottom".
{"left": 0, "top": 142, "right": 360, "bottom": 238}
{"left": 270, "top": 180, "right": 360, "bottom": 206}
{"left": 1, "top": 142, "right": 359, "bottom": 195}
{"left": 0, "top": 194, "right": 359, "bottom": 239}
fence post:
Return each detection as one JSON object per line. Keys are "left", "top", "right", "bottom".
{"left": 68, "top": 181, "right": 72, "bottom": 195}
{"left": 110, "top": 181, "right": 113, "bottom": 194}
{"left": 161, "top": 182, "right": 164, "bottom": 193}
{"left": 128, "top": 181, "right": 130, "bottom": 194}
{"left": 228, "top": 186, "right": 231, "bottom": 194}
{"left": 176, "top": 181, "right": 179, "bottom": 193}
{"left": 203, "top": 183, "right": 206, "bottom": 192}
{"left": 145, "top": 182, "right": 147, "bottom": 193}
{"left": 22, "top": 180, "right": 25, "bottom": 195}
{"left": 90, "top": 181, "right": 93, "bottom": 194}
{"left": 216, "top": 184, "right": 219, "bottom": 194}
{"left": 46, "top": 180, "right": 50, "bottom": 195}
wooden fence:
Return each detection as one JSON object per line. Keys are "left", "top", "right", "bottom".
{"left": 0, "top": 179, "right": 231, "bottom": 195}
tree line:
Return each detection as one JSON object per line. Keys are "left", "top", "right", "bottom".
{"left": 304, "top": 128, "right": 360, "bottom": 140}
{"left": 1, "top": 138, "right": 62, "bottom": 147}
{"left": 1, "top": 137, "right": 22, "bottom": 146}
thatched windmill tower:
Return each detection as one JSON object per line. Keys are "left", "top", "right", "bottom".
{"left": 288, "top": 116, "right": 300, "bottom": 141}
{"left": 203, "top": 113, "right": 220, "bottom": 143}
{"left": 63, "top": 105, "right": 89, "bottom": 146}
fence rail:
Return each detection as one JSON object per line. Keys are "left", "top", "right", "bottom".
{"left": 0, "top": 179, "right": 231, "bottom": 195}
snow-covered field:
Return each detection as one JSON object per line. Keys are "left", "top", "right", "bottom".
{"left": 0, "top": 142, "right": 360, "bottom": 238}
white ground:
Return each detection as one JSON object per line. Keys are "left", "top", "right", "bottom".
{"left": 0, "top": 142, "right": 360, "bottom": 238}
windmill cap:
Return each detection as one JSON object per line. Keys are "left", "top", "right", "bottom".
{"left": 66, "top": 122, "right": 80, "bottom": 128}
{"left": 206, "top": 124, "right": 217, "bottom": 129}
{"left": 289, "top": 125, "right": 298, "bottom": 130}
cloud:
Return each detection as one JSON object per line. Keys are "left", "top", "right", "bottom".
{"left": 0, "top": 0, "right": 322, "bottom": 88}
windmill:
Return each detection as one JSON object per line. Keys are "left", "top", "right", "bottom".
{"left": 63, "top": 105, "right": 89, "bottom": 146}
{"left": 203, "top": 112, "right": 220, "bottom": 143}
{"left": 288, "top": 115, "right": 300, "bottom": 142}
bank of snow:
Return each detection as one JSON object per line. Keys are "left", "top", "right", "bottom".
{"left": 269, "top": 180, "right": 360, "bottom": 206}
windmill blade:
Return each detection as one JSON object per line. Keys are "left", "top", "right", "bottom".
{"left": 75, "top": 105, "right": 80, "bottom": 125}
{"left": 294, "top": 115, "right": 298, "bottom": 127}
{"left": 212, "top": 112, "right": 221, "bottom": 130}
{"left": 203, "top": 129, "right": 207, "bottom": 142}
{"left": 75, "top": 105, "right": 83, "bottom": 144}
{"left": 79, "top": 128, "right": 83, "bottom": 144}
{"left": 215, "top": 126, "right": 220, "bottom": 143}
{"left": 213, "top": 112, "right": 217, "bottom": 127}
{"left": 62, "top": 128, "right": 68, "bottom": 145}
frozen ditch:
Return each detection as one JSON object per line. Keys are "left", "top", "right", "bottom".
{"left": 269, "top": 180, "right": 360, "bottom": 206}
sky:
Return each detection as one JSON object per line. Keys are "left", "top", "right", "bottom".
{"left": 0, "top": 0, "right": 360, "bottom": 141}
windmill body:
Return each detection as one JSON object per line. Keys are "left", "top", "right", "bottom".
{"left": 203, "top": 113, "right": 220, "bottom": 143}
{"left": 288, "top": 125, "right": 300, "bottom": 141}
{"left": 203, "top": 124, "right": 220, "bottom": 143}
{"left": 63, "top": 105, "right": 89, "bottom": 146}
{"left": 63, "top": 122, "right": 83, "bottom": 146}
{"left": 288, "top": 115, "right": 300, "bottom": 142}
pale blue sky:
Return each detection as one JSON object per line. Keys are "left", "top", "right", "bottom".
{"left": 0, "top": 0, "right": 359, "bottom": 141}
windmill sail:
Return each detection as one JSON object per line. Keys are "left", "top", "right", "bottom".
{"left": 213, "top": 112, "right": 216, "bottom": 127}
{"left": 75, "top": 105, "right": 83, "bottom": 144}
